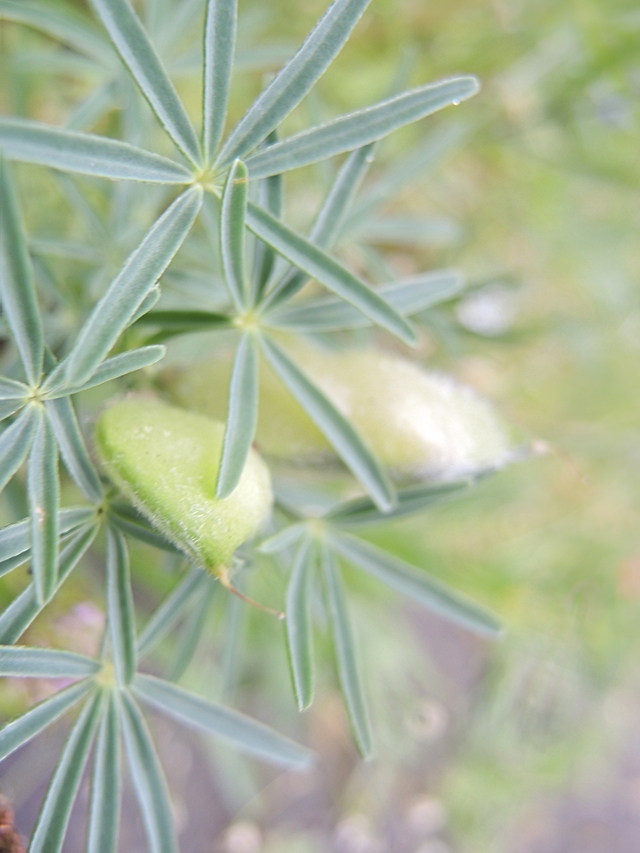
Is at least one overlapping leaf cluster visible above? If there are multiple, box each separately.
[0,0,501,848]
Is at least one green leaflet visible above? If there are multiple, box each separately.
[216,333,259,498]
[89,0,201,164]
[285,537,315,710]
[245,76,480,178]
[216,0,372,165]
[0,155,44,385]
[0,118,193,183]
[133,673,314,767]
[203,0,237,163]
[259,336,395,513]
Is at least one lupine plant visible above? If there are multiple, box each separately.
[0,0,510,849]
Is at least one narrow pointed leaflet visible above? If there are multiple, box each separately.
[90,0,201,164]
[220,159,250,311]
[203,0,237,163]
[216,0,372,165]
[216,333,259,498]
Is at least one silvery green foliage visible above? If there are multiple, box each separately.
[0,0,499,847]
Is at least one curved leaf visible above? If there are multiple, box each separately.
[87,693,120,853]
[106,528,136,687]
[245,77,480,178]
[260,336,395,513]
[119,692,178,853]
[216,333,259,498]
[0,506,95,563]
[0,0,113,63]
[29,691,103,853]
[45,346,167,398]
[321,543,372,757]
[0,645,100,678]
[0,155,44,384]
[220,159,249,311]
[267,270,463,331]
[330,532,503,637]
[64,187,203,388]
[0,118,193,183]
[327,475,480,526]
[0,679,94,763]
[28,409,59,606]
[247,202,416,346]
[203,0,237,163]
[0,525,98,644]
[137,567,209,657]
[0,405,38,493]
[133,673,314,768]
[216,0,372,165]
[90,0,201,164]
[285,537,315,710]
[46,397,103,504]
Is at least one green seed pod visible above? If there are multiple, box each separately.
[166,343,512,481]
[95,398,273,571]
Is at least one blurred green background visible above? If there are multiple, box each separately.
[2,0,640,850]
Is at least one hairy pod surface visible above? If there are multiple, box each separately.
[167,344,512,480]
[95,398,273,569]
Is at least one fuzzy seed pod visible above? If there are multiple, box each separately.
[167,344,512,481]
[95,398,273,570]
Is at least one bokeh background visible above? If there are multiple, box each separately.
[2,0,640,851]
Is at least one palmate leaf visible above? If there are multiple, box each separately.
[216,0,372,165]
[220,159,249,311]
[246,202,417,346]
[266,270,464,332]
[0,524,98,644]
[28,410,59,606]
[0,155,44,385]
[216,333,259,498]
[106,528,136,688]
[203,0,237,164]
[245,77,480,179]
[89,0,201,165]
[29,691,104,853]
[0,405,38,493]
[0,0,114,64]
[260,336,395,513]
[0,118,193,183]
[0,679,94,763]
[133,673,314,768]
[320,543,372,757]
[87,692,120,853]
[138,567,209,657]
[119,691,178,853]
[64,186,203,388]
[330,531,502,637]
[285,536,315,710]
